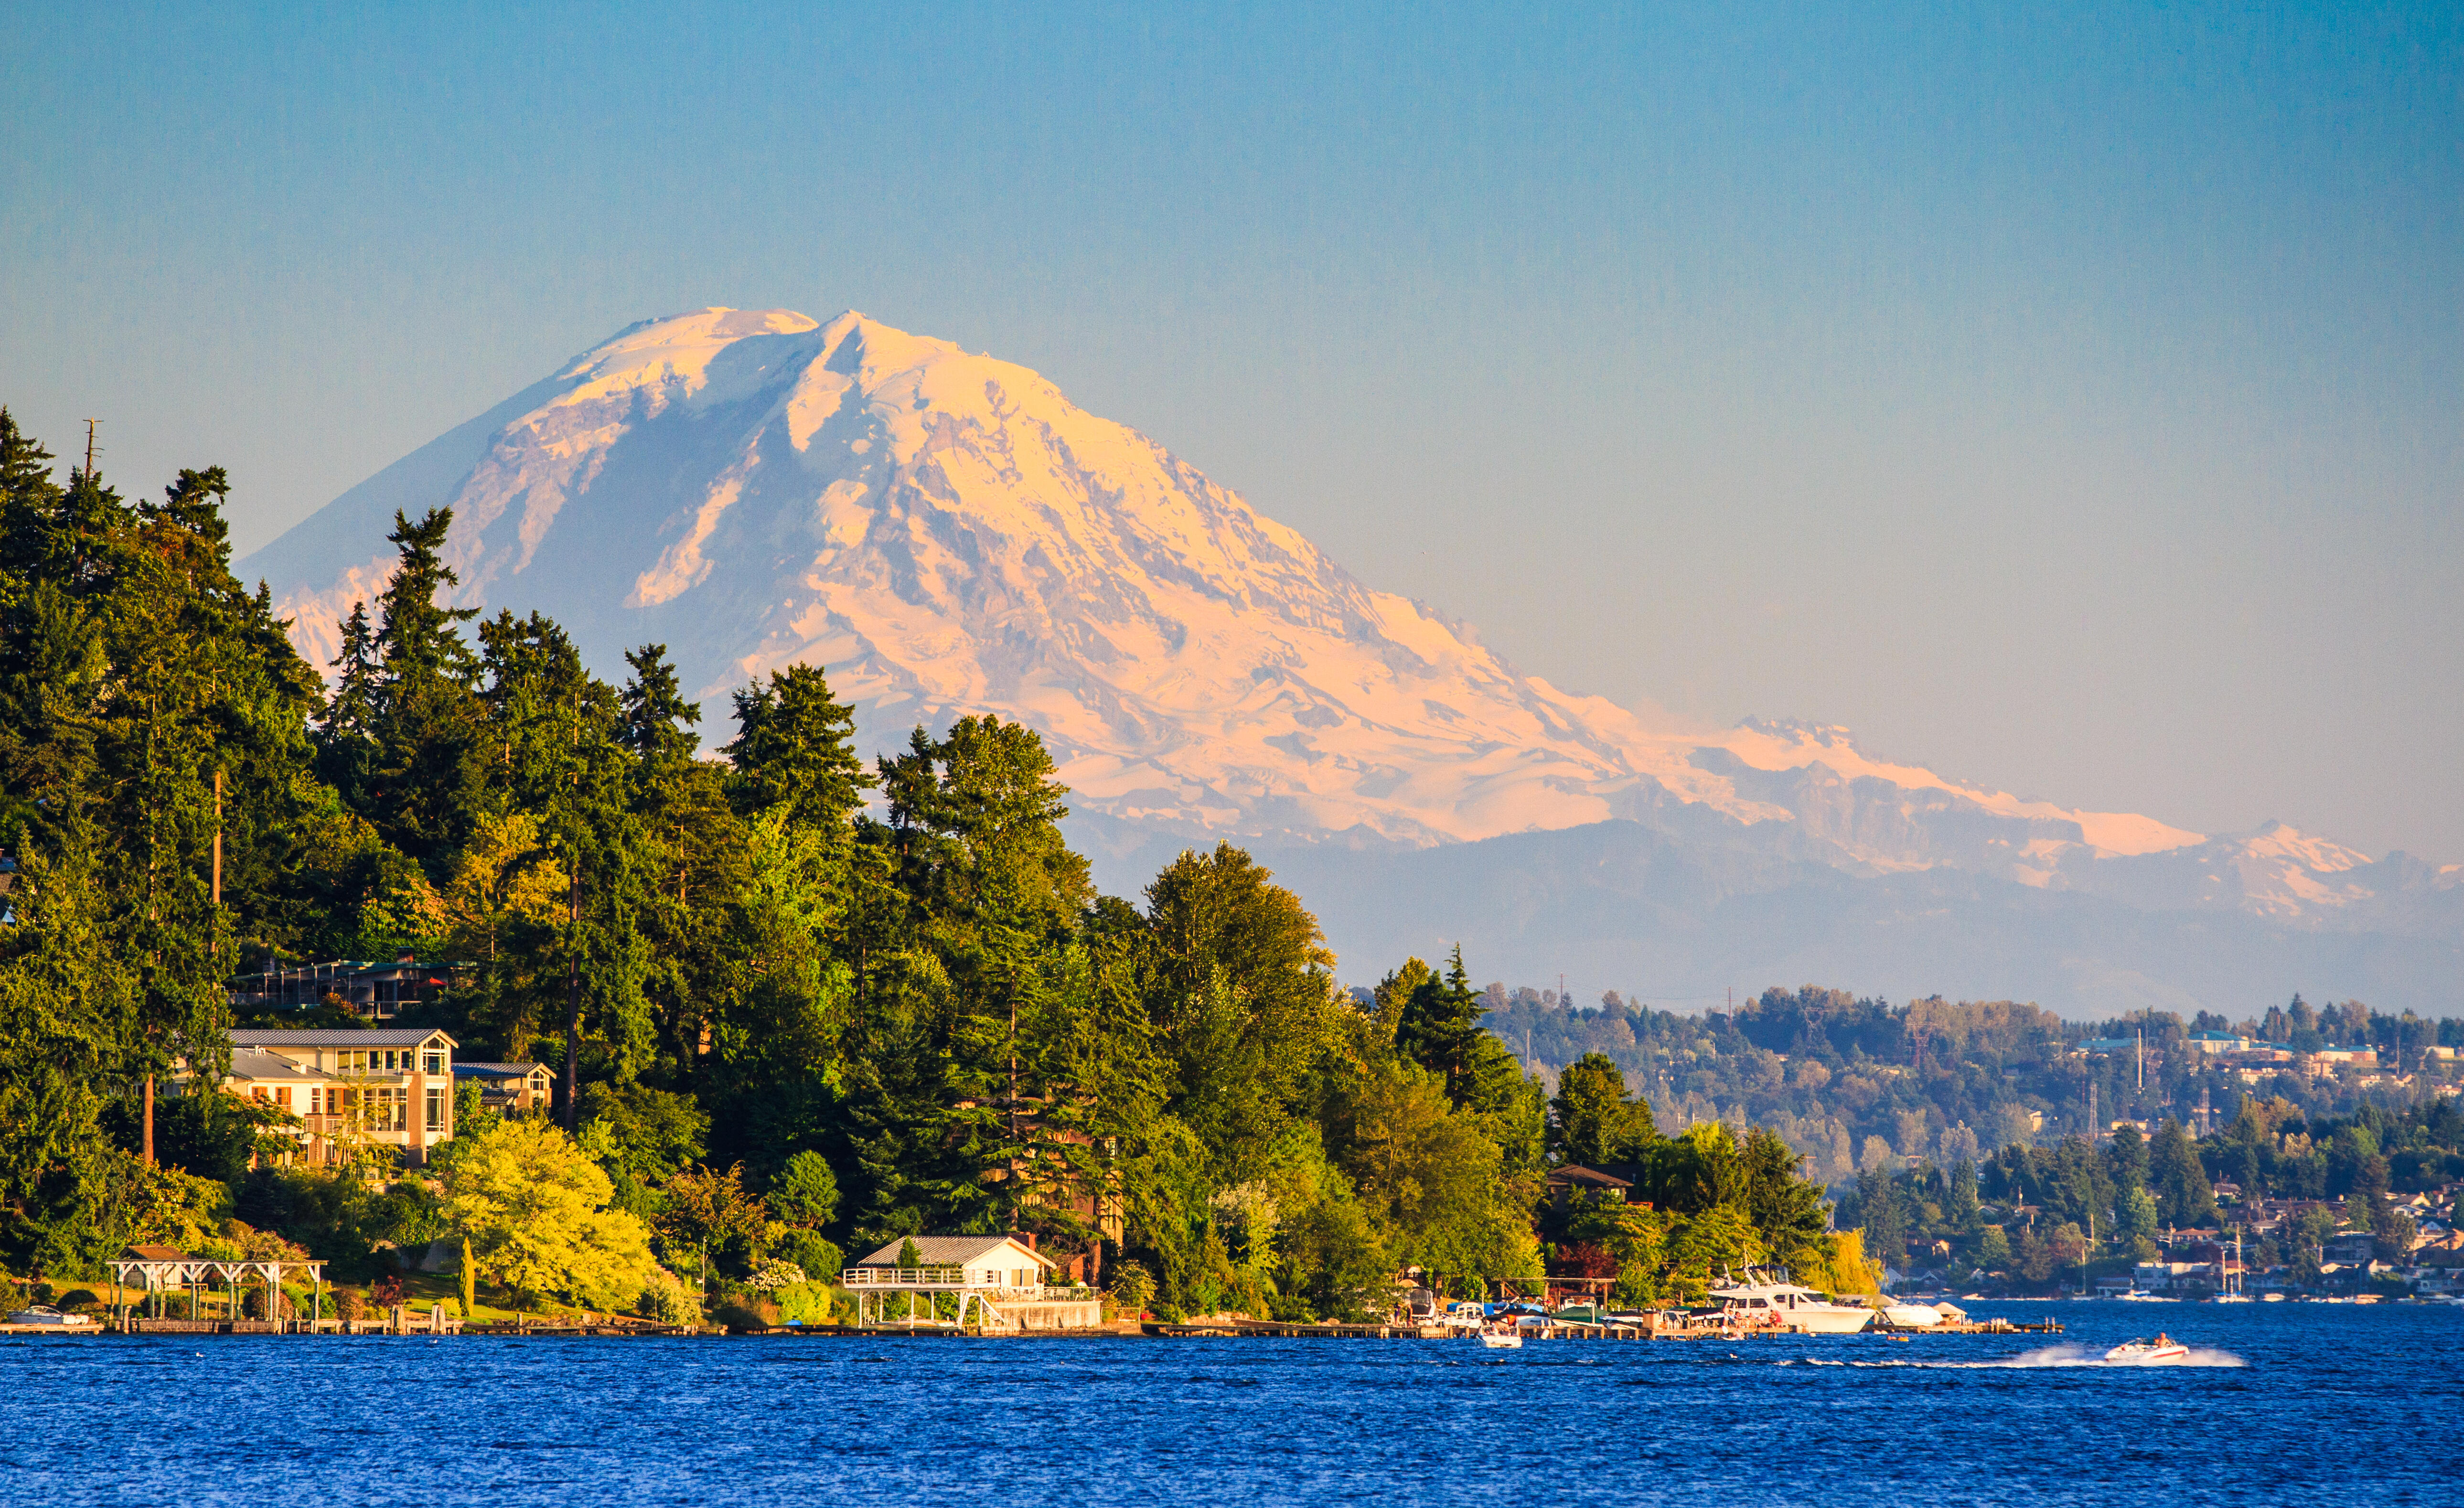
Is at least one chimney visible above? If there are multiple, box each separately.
[1021,1231,1037,1252]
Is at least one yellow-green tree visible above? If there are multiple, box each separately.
[442,1118,655,1308]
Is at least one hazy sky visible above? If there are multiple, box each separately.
[6,2,2459,860]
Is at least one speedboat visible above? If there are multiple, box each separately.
[1707,1269,1874,1334]
[2103,1334,2190,1363]
[1480,1328,1522,1349]
[1881,1302,1946,1328]
[6,1305,96,1327]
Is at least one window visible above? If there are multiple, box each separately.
[422,1051,445,1076]
[367,1087,407,1132]
[425,1086,449,1133]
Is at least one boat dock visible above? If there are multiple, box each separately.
[1146,1314,2063,1340]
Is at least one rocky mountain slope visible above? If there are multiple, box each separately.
[243,308,2460,1011]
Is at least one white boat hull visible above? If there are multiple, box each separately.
[1790,1306,1876,1334]
[1480,1332,1522,1348]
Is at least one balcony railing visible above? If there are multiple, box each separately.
[844,1266,968,1287]
[840,1269,1098,1302]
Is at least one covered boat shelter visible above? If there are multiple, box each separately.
[110,1246,329,1332]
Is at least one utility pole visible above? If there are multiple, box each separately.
[562,859,581,1132]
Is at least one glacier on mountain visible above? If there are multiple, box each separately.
[242,308,2460,1012]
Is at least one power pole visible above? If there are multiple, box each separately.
[563,860,581,1132]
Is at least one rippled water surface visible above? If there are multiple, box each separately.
[5,1302,2455,1505]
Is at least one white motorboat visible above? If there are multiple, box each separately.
[2103,1334,2191,1363]
[1480,1328,1522,1348]
[1707,1269,1874,1334]
[6,1305,96,1327]
[2116,1288,2176,1302]
[1881,1303,1946,1328]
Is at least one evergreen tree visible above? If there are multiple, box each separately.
[723,664,871,832]
[1547,1052,1657,1168]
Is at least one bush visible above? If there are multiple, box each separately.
[333,1288,367,1323]
[1107,1260,1156,1318]
[54,1288,101,1313]
[712,1296,780,1332]
[744,1258,805,1293]
[771,1282,847,1326]
[637,1270,699,1324]
[773,1229,843,1283]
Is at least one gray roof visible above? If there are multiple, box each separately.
[454,1061,548,1079]
[854,1235,1055,1268]
[224,1047,328,1082]
[229,1028,457,1048]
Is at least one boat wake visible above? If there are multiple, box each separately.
[1849,1344,2246,1369]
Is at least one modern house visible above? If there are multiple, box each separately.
[226,958,468,1021]
[208,1028,460,1166]
[843,1234,1099,1332]
[453,1061,554,1117]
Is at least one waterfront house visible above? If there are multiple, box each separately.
[201,1028,459,1166]
[842,1235,1099,1332]
[850,1235,1056,1290]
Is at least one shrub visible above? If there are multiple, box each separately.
[55,1288,101,1312]
[771,1282,846,1326]
[745,1258,805,1293]
[712,1296,780,1332]
[773,1229,843,1283]
[1107,1260,1156,1317]
[637,1270,699,1324]
[333,1288,367,1323]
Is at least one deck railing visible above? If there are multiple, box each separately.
[840,1270,1100,1303]
[843,1266,968,1287]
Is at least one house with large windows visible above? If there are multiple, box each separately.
[208,1028,460,1166]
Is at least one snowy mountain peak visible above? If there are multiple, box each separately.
[239,308,2438,941]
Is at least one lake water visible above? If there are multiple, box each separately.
[5,1302,2456,1505]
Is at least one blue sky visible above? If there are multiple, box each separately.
[4,1,2459,858]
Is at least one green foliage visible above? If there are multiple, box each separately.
[0,416,1853,1322]
[1548,1052,1658,1168]
[441,1117,658,1307]
[769,1151,839,1230]
[773,1228,843,1283]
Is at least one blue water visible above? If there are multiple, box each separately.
[4,1302,2455,1505]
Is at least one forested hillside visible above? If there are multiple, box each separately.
[1484,985,2464,1186]
[0,413,1865,1322]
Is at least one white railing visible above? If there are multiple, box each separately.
[844,1267,968,1287]
[841,1270,1099,1302]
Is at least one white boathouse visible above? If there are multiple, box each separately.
[844,1235,1103,1333]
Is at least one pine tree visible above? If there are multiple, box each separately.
[723,664,872,832]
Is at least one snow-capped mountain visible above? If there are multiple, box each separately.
[243,308,2458,1010]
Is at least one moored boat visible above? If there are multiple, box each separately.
[6,1304,96,1328]
[1707,1269,1873,1334]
